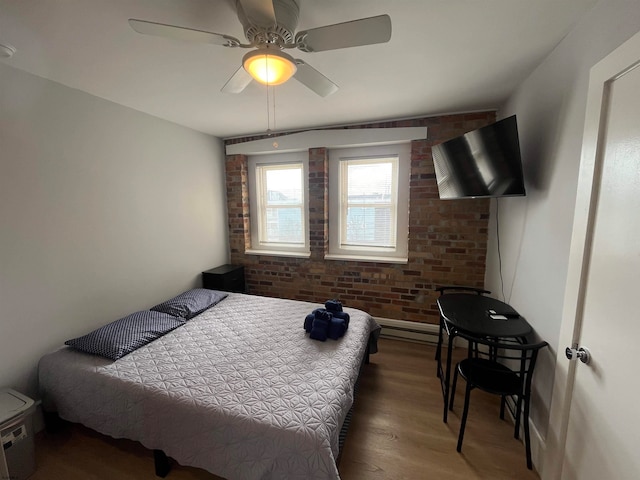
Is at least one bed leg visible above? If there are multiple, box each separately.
[43,411,66,434]
[365,341,371,364]
[154,449,171,478]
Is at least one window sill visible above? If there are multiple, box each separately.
[245,249,311,259]
[324,254,408,264]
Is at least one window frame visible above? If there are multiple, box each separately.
[247,152,310,257]
[327,144,410,263]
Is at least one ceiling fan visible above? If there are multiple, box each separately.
[129,0,391,97]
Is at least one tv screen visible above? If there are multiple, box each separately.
[431,115,526,199]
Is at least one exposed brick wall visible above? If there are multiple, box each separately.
[224,112,495,325]
[226,154,250,257]
[308,148,329,261]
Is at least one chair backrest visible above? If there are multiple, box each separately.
[456,330,549,395]
[435,285,491,296]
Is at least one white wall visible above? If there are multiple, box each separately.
[0,63,229,397]
[484,0,640,464]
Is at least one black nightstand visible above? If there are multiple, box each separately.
[202,265,246,293]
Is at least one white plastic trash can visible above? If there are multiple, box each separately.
[0,388,36,480]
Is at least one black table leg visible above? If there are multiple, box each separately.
[435,317,444,377]
[443,332,456,423]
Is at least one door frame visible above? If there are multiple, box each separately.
[544,30,640,480]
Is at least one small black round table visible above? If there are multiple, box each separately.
[436,293,533,423]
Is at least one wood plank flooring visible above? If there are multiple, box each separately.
[31,338,540,480]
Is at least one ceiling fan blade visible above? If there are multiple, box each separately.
[221,67,253,94]
[293,60,338,97]
[236,0,277,27]
[128,19,240,47]
[295,14,392,52]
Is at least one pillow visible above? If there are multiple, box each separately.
[150,288,228,320]
[65,310,185,360]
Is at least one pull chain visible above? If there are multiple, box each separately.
[266,60,271,135]
[264,55,277,141]
[266,84,276,135]
[272,86,276,133]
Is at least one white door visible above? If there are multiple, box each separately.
[546,31,640,479]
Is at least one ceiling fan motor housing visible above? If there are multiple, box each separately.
[236,0,300,46]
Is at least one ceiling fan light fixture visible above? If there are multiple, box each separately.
[243,48,297,86]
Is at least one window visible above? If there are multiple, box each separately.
[328,144,410,262]
[341,158,397,248]
[247,152,309,256]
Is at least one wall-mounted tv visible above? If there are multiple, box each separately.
[431,115,526,199]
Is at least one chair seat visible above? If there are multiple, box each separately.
[458,357,523,396]
[451,333,548,470]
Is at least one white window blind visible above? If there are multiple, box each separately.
[328,144,410,263]
[257,164,304,245]
[340,157,398,248]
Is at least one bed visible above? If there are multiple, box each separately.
[38,291,380,480]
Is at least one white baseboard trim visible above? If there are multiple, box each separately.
[530,417,545,474]
[375,317,439,344]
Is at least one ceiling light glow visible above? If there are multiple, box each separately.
[243,48,297,86]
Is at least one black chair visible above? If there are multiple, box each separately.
[449,331,548,470]
[434,286,490,372]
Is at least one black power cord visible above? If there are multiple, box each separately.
[495,198,506,302]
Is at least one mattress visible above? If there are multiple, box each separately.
[38,293,379,480]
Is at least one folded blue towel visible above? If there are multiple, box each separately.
[304,313,315,333]
[310,310,332,341]
[325,299,343,313]
[328,317,347,340]
[332,311,350,329]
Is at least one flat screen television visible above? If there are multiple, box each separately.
[431,115,526,199]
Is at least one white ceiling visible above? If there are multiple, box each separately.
[0,0,597,139]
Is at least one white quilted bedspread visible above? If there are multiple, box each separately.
[38,293,378,480]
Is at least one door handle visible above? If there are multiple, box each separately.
[565,346,591,365]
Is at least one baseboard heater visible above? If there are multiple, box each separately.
[375,317,439,344]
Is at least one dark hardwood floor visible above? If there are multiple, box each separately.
[31,338,540,480]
